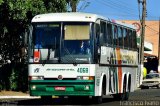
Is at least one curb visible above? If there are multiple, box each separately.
[0,96,40,99]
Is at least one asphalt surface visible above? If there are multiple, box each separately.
[0,88,160,106]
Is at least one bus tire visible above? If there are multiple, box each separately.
[93,76,106,104]
[93,96,103,104]
[93,85,104,104]
[92,88,103,104]
[113,80,129,101]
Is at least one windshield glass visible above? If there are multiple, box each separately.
[34,24,60,49]
[28,22,93,64]
[61,22,93,64]
[146,74,160,79]
[29,23,61,63]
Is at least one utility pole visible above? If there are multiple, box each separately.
[140,0,146,67]
[137,0,146,86]
[158,17,160,73]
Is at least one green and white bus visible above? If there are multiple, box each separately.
[28,12,138,103]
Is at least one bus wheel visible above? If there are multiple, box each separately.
[93,87,104,104]
[93,96,102,104]
[113,82,129,101]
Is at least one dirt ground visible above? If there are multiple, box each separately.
[0,91,29,96]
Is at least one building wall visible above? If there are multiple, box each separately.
[120,20,159,57]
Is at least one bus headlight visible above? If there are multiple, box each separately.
[84,85,90,90]
[29,76,44,80]
[31,85,36,90]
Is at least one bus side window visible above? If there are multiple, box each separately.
[100,21,107,46]
[132,30,137,49]
[112,25,114,46]
[123,28,128,48]
[95,23,100,63]
[103,22,107,44]
[107,23,113,46]
[95,23,100,46]
[128,30,132,49]
[113,25,118,46]
[118,26,123,47]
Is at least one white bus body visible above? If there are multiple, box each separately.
[28,12,139,103]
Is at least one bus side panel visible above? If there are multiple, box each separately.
[121,67,137,92]
[98,46,138,94]
[94,64,110,96]
[94,64,103,96]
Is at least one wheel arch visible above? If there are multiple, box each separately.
[98,73,107,96]
[121,73,127,93]
[127,73,131,92]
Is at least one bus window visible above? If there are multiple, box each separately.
[132,30,137,49]
[107,23,113,46]
[65,25,90,40]
[100,21,107,45]
[128,30,132,49]
[113,25,118,46]
[112,25,115,45]
[123,28,128,48]
[118,26,123,47]
[96,23,100,46]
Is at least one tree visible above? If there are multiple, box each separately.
[0,0,3,5]
[0,0,67,91]
[0,0,67,64]
[66,0,90,12]
[0,0,87,91]
[66,0,79,12]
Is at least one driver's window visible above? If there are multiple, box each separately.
[100,21,107,46]
[96,23,100,45]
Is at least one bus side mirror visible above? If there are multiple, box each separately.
[24,30,28,46]
[26,25,33,46]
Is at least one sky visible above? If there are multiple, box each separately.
[77,0,160,20]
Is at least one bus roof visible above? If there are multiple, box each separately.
[32,12,106,22]
[32,12,136,29]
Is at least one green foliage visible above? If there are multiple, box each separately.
[0,0,68,65]
[0,0,3,5]
[8,0,46,20]
[9,68,18,91]
[44,0,67,12]
[6,0,67,21]
[0,0,84,92]
[0,0,68,91]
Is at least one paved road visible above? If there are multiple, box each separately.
[0,88,160,106]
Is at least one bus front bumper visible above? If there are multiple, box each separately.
[29,80,94,96]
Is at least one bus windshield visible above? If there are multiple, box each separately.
[61,22,92,64]
[29,22,93,64]
[34,24,60,49]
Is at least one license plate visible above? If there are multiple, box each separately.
[55,87,66,91]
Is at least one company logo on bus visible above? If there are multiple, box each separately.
[34,68,40,73]
[58,75,63,80]
[34,51,40,63]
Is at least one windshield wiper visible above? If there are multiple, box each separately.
[62,47,77,66]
